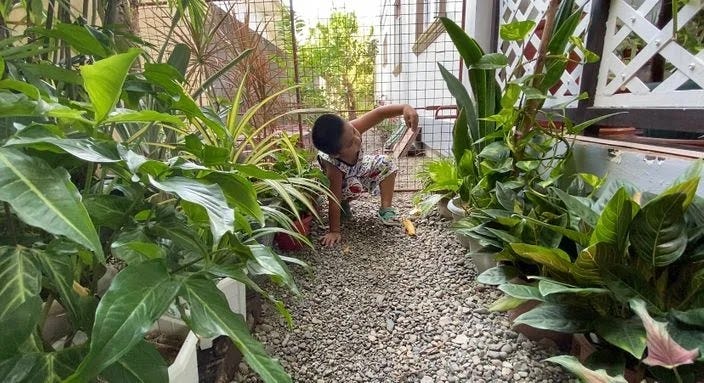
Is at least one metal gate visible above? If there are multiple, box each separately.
[137,0,467,190]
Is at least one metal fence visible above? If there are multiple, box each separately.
[136,0,467,190]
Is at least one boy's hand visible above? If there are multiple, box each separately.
[402,105,419,131]
[321,231,342,247]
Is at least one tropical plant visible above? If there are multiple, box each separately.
[438,0,608,211]
[0,1,331,381]
[413,157,462,216]
[479,163,704,382]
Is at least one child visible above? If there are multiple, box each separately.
[311,104,419,247]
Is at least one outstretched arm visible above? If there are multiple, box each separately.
[350,104,418,134]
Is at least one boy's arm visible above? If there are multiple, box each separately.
[350,104,418,134]
[321,160,343,246]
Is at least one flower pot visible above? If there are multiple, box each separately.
[447,197,482,251]
[437,196,453,219]
[151,277,246,382]
[469,248,497,275]
[274,214,313,252]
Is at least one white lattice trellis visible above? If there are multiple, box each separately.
[595,0,704,107]
[498,0,593,108]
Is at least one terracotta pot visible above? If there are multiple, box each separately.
[570,333,597,362]
[274,214,313,252]
[508,300,573,351]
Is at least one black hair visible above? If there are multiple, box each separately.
[311,114,345,155]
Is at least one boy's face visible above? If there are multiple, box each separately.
[335,122,361,159]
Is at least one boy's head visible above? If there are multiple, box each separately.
[311,114,361,158]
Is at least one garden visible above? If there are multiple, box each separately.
[1,0,703,382]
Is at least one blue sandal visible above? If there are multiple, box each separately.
[377,207,401,226]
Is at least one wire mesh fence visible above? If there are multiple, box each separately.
[136,0,466,190]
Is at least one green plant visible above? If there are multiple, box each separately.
[479,163,704,382]
[413,157,462,216]
[0,1,334,381]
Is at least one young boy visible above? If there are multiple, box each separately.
[311,104,419,247]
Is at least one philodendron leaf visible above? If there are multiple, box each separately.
[538,279,609,297]
[546,355,628,383]
[0,148,104,261]
[630,192,687,267]
[149,176,234,245]
[206,172,263,224]
[672,308,704,327]
[5,136,121,163]
[0,348,84,382]
[513,303,592,333]
[594,318,647,359]
[36,245,97,331]
[100,340,168,383]
[629,299,699,369]
[489,295,525,312]
[590,188,635,254]
[499,283,544,301]
[0,246,42,359]
[182,275,292,383]
[81,48,141,123]
[476,265,520,285]
[509,243,573,274]
[247,244,299,295]
[500,20,536,41]
[68,260,180,381]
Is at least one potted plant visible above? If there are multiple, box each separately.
[414,157,462,219]
[480,163,704,382]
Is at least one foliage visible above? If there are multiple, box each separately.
[297,12,377,118]
[0,1,332,381]
[481,164,704,382]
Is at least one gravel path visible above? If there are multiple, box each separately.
[235,193,573,382]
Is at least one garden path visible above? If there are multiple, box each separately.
[234,193,573,383]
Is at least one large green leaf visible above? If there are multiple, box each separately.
[247,244,299,295]
[111,239,166,265]
[0,246,42,359]
[513,303,592,333]
[182,275,292,383]
[0,348,84,382]
[630,193,687,267]
[68,260,180,381]
[100,340,168,383]
[600,265,663,313]
[500,20,537,41]
[5,136,121,163]
[149,176,234,245]
[499,283,544,301]
[538,279,609,297]
[554,188,599,227]
[84,195,132,230]
[206,172,263,224]
[673,308,704,328]
[439,64,478,147]
[590,188,635,254]
[36,244,96,331]
[476,265,519,286]
[103,109,186,128]
[149,218,207,258]
[0,149,103,260]
[546,355,628,383]
[595,318,647,359]
[35,23,110,57]
[81,49,141,123]
[509,243,573,274]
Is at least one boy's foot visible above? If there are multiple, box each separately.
[341,200,352,221]
[377,207,401,226]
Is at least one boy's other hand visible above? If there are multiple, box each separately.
[321,231,342,247]
[402,105,419,131]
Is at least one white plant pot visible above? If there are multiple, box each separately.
[447,197,481,251]
[151,278,246,382]
[437,197,453,219]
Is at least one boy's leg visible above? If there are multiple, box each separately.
[379,171,397,209]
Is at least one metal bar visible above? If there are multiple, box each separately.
[288,0,304,146]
